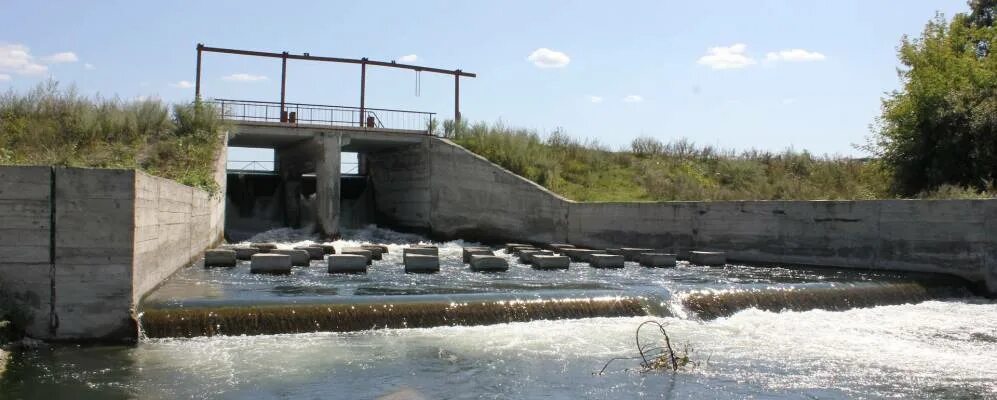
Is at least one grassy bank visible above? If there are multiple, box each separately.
[0,82,226,193]
[448,121,899,202]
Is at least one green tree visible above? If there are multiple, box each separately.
[872,1,997,196]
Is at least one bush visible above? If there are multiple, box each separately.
[0,82,226,194]
[449,121,892,201]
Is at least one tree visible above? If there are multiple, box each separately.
[872,2,997,196]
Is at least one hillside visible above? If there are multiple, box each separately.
[0,82,226,193]
[446,121,965,202]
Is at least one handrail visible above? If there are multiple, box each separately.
[208,99,434,133]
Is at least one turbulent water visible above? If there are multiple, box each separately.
[2,225,995,399]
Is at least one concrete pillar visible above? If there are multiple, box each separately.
[315,133,342,238]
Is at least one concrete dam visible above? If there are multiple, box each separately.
[1,114,995,344]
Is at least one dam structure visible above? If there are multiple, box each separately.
[0,45,995,345]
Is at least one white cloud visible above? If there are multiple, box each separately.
[397,54,418,63]
[526,48,570,68]
[41,52,78,64]
[697,43,756,70]
[587,95,603,103]
[222,73,267,82]
[84,63,95,70]
[0,74,10,81]
[171,80,193,89]
[623,95,643,103]
[765,49,826,62]
[782,98,797,105]
[0,44,48,75]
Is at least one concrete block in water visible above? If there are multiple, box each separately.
[404,247,438,256]
[232,246,259,260]
[319,244,337,255]
[204,249,237,267]
[341,248,373,265]
[327,254,368,273]
[271,249,311,266]
[250,254,292,274]
[360,245,385,260]
[462,247,493,263]
[531,255,570,270]
[548,243,575,251]
[621,248,655,262]
[605,248,624,256]
[510,246,538,255]
[295,246,326,260]
[563,249,606,262]
[521,250,554,264]
[251,243,277,252]
[404,254,440,273]
[588,254,625,268]
[469,255,509,272]
[640,253,677,268]
[690,251,726,266]
[505,243,530,252]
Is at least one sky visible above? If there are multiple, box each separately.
[0,0,969,158]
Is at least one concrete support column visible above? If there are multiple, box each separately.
[316,133,342,238]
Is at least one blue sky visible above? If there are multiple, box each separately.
[0,0,968,156]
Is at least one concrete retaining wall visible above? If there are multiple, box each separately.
[367,138,997,294]
[0,165,224,342]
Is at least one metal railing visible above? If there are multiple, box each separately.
[227,160,276,173]
[210,99,435,133]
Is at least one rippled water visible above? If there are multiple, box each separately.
[2,226,995,399]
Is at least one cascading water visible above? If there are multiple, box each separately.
[5,225,994,399]
[136,225,973,339]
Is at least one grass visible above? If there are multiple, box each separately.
[445,121,897,201]
[0,82,226,194]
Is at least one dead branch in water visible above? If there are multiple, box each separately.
[597,320,694,375]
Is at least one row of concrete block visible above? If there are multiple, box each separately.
[201,243,442,274]
[502,243,727,268]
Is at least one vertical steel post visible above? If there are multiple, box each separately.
[195,44,203,100]
[454,70,461,134]
[360,59,367,127]
[280,51,288,122]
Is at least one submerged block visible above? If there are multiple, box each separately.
[360,245,385,260]
[620,248,655,262]
[271,249,311,266]
[404,247,438,256]
[690,251,726,266]
[204,249,237,267]
[462,247,493,263]
[232,246,259,260]
[327,254,368,273]
[296,246,326,260]
[404,254,440,273]
[341,248,374,265]
[639,253,677,268]
[469,255,509,272]
[588,254,625,268]
[251,243,277,252]
[319,244,337,255]
[250,254,292,274]
[531,255,570,270]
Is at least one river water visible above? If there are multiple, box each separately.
[2,226,995,399]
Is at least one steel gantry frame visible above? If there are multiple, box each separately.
[194,44,476,127]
